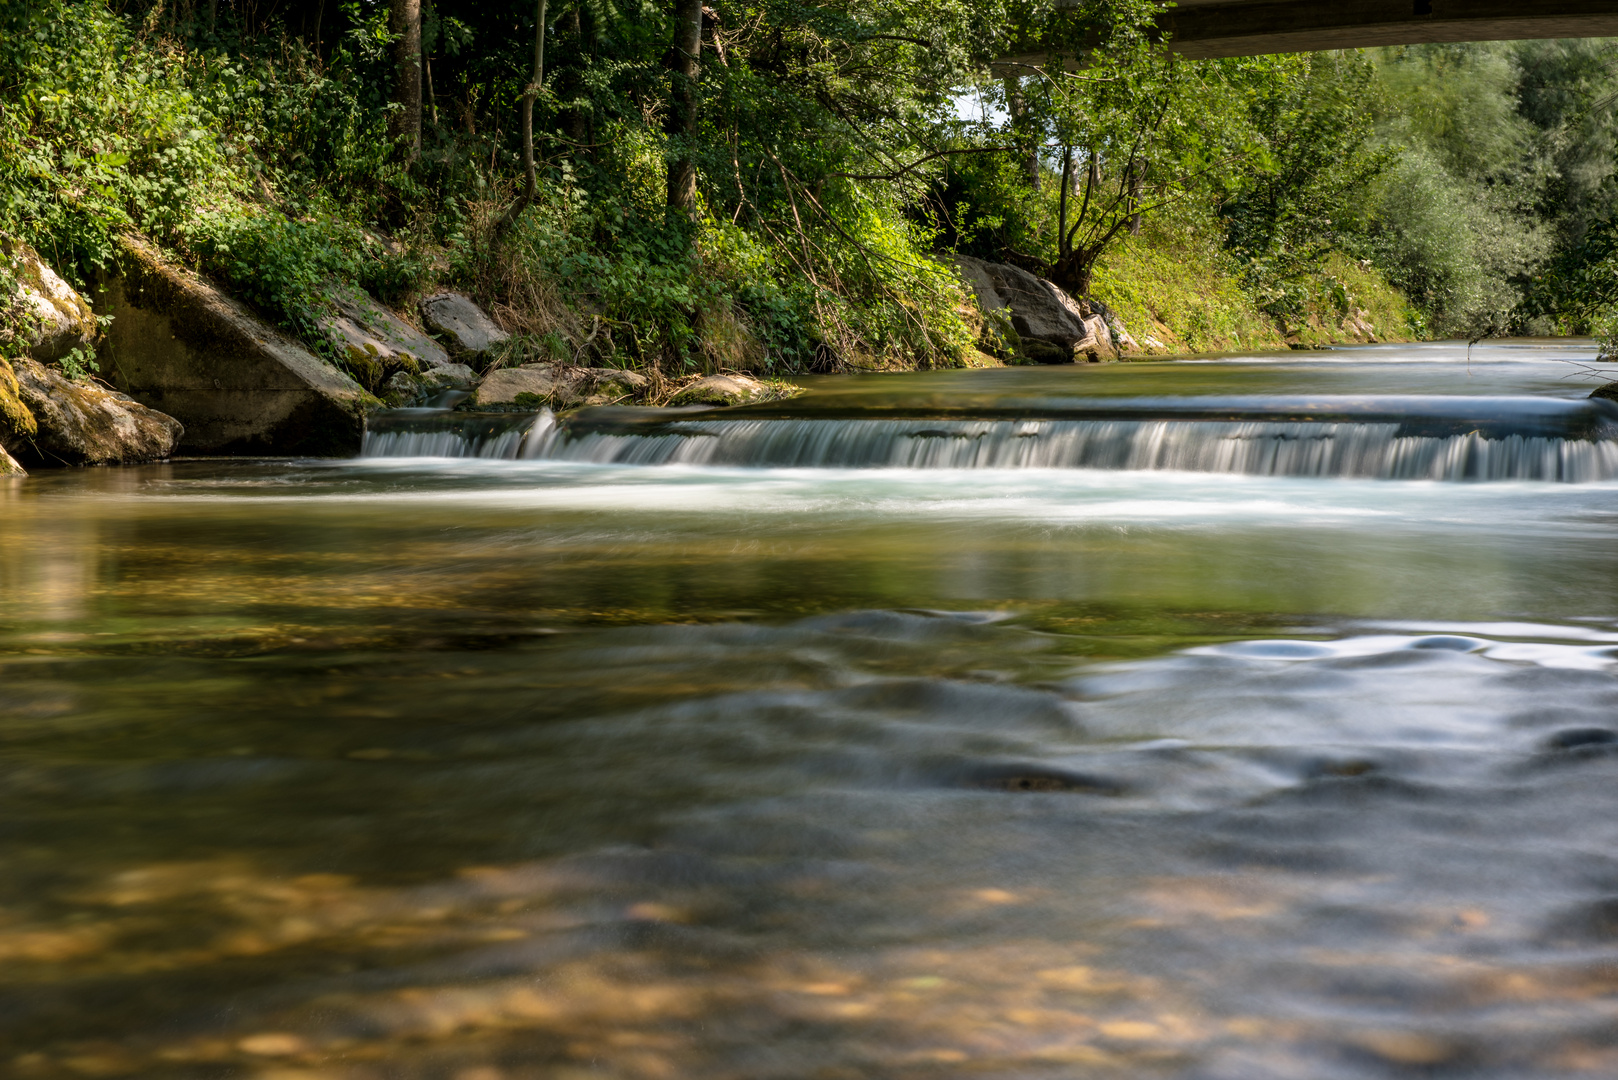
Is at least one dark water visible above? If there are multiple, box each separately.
[4,342,1618,1079]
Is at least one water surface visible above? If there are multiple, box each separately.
[4,342,1618,1079]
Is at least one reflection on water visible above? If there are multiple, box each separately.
[4,345,1618,1078]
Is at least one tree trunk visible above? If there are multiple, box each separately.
[425,48,438,128]
[665,0,704,212]
[521,0,546,205]
[390,0,422,163]
[1127,159,1145,235]
[493,0,546,240]
[1050,249,1095,299]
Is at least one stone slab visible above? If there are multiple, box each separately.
[326,282,451,373]
[420,292,509,358]
[95,235,368,455]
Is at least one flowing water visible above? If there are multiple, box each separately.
[5,340,1618,1079]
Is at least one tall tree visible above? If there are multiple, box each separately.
[665,0,703,212]
[390,0,423,162]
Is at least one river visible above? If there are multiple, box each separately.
[3,340,1618,1079]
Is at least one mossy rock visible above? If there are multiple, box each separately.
[2,357,182,466]
[667,373,771,406]
[2,236,97,363]
[0,356,37,439]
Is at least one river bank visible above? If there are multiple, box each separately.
[3,223,1421,474]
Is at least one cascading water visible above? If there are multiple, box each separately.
[360,410,539,459]
[361,394,1618,481]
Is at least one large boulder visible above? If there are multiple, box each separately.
[420,292,510,361]
[471,363,648,410]
[94,235,369,455]
[953,256,1022,357]
[2,357,181,466]
[2,237,97,363]
[954,255,1129,363]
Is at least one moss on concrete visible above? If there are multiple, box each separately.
[0,356,37,439]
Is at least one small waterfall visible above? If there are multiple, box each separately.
[358,397,1618,482]
[361,410,545,459]
[526,417,1618,481]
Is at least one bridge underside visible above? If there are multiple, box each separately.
[997,1,1618,68]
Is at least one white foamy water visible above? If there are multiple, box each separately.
[520,415,1618,480]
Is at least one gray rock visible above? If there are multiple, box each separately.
[420,292,510,359]
[953,256,1021,356]
[471,364,649,410]
[472,364,567,409]
[1340,308,1378,343]
[2,357,182,465]
[0,442,21,476]
[324,281,451,374]
[667,373,766,406]
[1079,314,1117,363]
[423,363,478,392]
[95,234,368,455]
[380,370,426,407]
[578,368,649,405]
[954,255,1135,362]
[1083,296,1139,354]
[3,237,97,363]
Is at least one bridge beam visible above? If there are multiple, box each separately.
[993,0,1618,70]
[1164,0,1618,60]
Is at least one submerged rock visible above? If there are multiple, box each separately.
[419,292,510,360]
[95,234,368,455]
[471,363,648,410]
[2,357,181,465]
[324,281,451,382]
[3,237,97,363]
[953,255,1129,363]
[1591,382,1618,402]
[667,373,766,406]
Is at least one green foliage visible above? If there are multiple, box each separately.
[1355,44,1552,336]
[0,0,241,277]
[1090,215,1283,353]
[9,0,1616,384]
[55,346,100,382]
[1220,52,1391,321]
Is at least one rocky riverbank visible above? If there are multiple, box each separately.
[2,233,1414,476]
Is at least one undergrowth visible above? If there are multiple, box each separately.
[0,0,977,386]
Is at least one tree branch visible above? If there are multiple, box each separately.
[829,145,1012,182]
